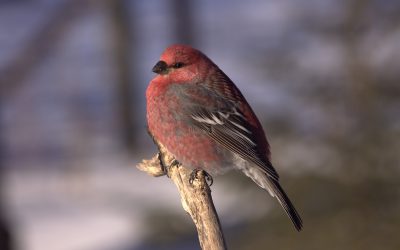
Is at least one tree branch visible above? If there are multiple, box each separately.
[137,143,227,250]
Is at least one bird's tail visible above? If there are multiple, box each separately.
[239,165,303,231]
[268,178,303,231]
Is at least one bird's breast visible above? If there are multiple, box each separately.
[146,81,231,172]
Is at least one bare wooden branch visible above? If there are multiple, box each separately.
[137,143,227,250]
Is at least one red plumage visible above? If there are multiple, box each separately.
[146,44,302,231]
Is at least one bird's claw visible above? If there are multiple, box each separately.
[205,172,213,186]
[189,169,213,186]
[170,159,180,168]
[158,152,180,177]
[189,169,199,185]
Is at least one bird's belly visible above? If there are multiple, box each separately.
[147,98,232,174]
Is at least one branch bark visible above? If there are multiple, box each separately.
[137,143,227,250]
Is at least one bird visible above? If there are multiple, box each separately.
[146,44,303,231]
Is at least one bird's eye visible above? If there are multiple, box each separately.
[172,62,184,68]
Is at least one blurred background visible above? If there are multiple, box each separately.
[1,0,400,249]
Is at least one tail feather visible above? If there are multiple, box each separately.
[239,164,303,231]
[269,178,303,231]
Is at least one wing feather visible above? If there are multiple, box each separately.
[191,107,279,180]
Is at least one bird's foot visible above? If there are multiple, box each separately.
[189,169,213,186]
[158,152,180,178]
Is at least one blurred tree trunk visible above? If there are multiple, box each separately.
[171,0,196,45]
[0,2,90,249]
[0,0,88,99]
[108,0,138,150]
[0,100,14,250]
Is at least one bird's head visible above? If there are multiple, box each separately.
[152,44,210,83]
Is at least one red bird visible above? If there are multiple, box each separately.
[146,44,303,231]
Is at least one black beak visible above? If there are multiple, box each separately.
[152,60,168,74]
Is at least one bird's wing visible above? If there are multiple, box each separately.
[189,105,279,181]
